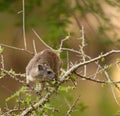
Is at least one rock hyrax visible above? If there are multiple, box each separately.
[26,49,62,83]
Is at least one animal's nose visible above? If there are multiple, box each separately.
[48,71,56,78]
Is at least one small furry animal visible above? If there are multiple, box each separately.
[26,49,62,84]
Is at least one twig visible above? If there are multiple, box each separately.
[30,102,36,112]
[76,50,120,70]
[75,72,108,84]
[22,0,27,50]
[33,39,37,55]
[32,29,53,50]
[61,48,82,54]
[59,35,70,52]
[80,26,87,77]
[3,108,24,115]
[17,10,23,14]
[66,95,80,116]
[1,68,24,84]
[0,53,4,69]
[74,72,120,85]
[67,51,70,70]
[111,85,120,106]
[0,43,33,55]
[103,68,120,105]
[92,65,100,79]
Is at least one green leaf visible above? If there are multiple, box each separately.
[104,64,112,71]
[0,71,5,77]
[70,74,77,81]
[6,86,27,102]
[101,57,105,62]
[44,103,54,110]
[101,83,109,87]
[0,46,4,54]
[9,69,15,75]
[58,86,75,93]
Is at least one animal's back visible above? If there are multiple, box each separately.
[39,49,62,74]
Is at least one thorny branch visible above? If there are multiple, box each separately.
[80,26,87,76]
[66,95,80,116]
[74,72,120,84]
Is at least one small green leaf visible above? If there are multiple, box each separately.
[101,83,109,87]
[101,57,105,62]
[104,64,112,70]
[58,86,75,93]
[9,69,15,75]
[44,103,54,110]
[6,86,27,102]
[0,71,5,76]
[0,46,4,54]
[70,74,77,81]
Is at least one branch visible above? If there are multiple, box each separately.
[62,50,120,77]
[74,72,107,84]
[4,108,23,115]
[0,43,33,55]
[0,52,4,69]
[61,48,82,54]
[80,26,87,76]
[59,50,120,84]
[32,29,54,50]
[59,35,70,52]
[20,86,57,116]
[33,39,37,54]
[22,0,27,50]
[66,95,80,116]
[1,69,25,84]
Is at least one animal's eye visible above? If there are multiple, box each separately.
[38,65,43,70]
[47,71,52,74]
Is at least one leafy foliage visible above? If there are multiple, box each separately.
[5,86,27,102]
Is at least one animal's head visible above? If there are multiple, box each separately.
[34,63,57,82]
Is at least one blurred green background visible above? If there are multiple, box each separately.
[0,0,120,116]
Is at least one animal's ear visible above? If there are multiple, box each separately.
[38,64,43,70]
